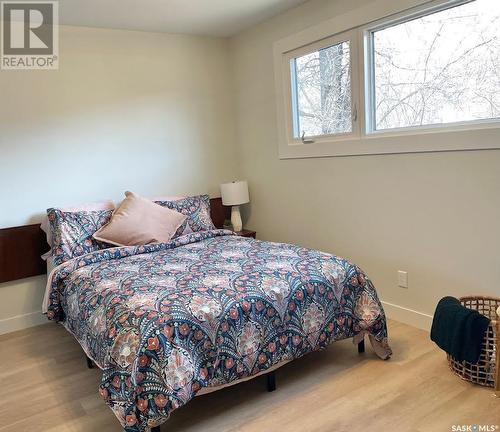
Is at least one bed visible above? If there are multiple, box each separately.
[42,226,392,432]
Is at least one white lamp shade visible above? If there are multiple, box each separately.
[220,181,249,206]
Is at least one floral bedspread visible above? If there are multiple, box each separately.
[44,230,391,432]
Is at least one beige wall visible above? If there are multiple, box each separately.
[0,26,238,333]
[230,0,500,329]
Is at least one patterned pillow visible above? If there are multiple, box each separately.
[47,208,113,265]
[155,194,216,238]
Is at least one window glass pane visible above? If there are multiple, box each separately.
[291,41,352,137]
[373,0,500,131]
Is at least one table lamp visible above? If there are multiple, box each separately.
[220,180,249,232]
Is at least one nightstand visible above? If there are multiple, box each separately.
[233,229,256,239]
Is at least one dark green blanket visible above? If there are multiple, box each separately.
[430,296,490,364]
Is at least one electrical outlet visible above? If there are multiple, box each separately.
[398,271,408,288]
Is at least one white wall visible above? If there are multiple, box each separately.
[230,0,500,329]
[0,26,238,333]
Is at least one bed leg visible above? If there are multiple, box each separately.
[266,371,276,392]
[358,338,365,354]
[85,354,95,369]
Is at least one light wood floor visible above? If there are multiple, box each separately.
[1,320,498,432]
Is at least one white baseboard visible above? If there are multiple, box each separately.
[0,310,47,335]
[381,301,433,331]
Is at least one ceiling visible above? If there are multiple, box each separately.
[58,0,309,37]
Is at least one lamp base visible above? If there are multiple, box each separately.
[231,206,243,232]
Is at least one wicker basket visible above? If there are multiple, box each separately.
[446,296,500,396]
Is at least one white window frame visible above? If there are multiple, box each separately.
[283,30,360,144]
[273,0,500,159]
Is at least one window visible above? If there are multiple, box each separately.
[281,30,359,145]
[367,0,500,132]
[290,40,352,138]
[274,0,500,158]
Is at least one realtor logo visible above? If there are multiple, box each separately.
[1,1,58,69]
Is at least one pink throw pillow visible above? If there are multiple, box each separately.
[93,191,186,246]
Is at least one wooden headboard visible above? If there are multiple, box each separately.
[0,197,229,284]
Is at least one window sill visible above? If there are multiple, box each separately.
[278,124,500,159]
